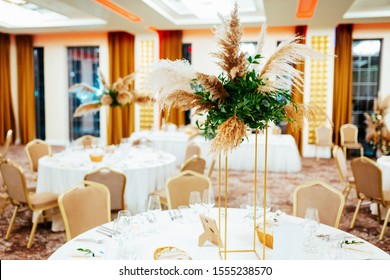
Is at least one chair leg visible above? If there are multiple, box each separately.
[343,183,352,200]
[5,205,19,240]
[343,147,347,159]
[379,208,390,240]
[360,147,364,157]
[350,199,363,228]
[27,210,42,249]
[377,203,382,222]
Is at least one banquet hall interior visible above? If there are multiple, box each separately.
[0,0,390,260]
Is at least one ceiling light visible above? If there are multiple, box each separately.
[296,0,318,19]
[181,0,231,19]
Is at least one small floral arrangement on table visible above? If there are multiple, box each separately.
[70,71,154,117]
[364,95,390,155]
[146,2,327,154]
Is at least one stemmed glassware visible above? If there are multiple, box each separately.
[201,188,215,215]
[189,191,202,215]
[245,192,271,221]
[303,207,320,253]
[112,210,135,259]
[146,195,162,233]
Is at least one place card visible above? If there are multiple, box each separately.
[198,215,223,247]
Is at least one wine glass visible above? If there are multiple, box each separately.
[112,210,134,259]
[202,188,215,214]
[303,208,320,253]
[146,195,162,233]
[189,191,201,215]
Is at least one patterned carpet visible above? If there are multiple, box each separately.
[0,144,389,260]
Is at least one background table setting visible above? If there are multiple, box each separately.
[130,130,301,172]
[36,144,177,230]
[48,207,389,260]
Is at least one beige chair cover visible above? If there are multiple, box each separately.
[293,180,345,228]
[0,159,58,248]
[332,145,356,199]
[350,156,390,240]
[166,170,212,210]
[25,139,51,173]
[58,180,111,240]
[84,167,126,211]
[180,155,206,174]
[340,123,363,157]
[0,129,13,160]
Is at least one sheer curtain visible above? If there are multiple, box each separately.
[0,33,16,144]
[157,30,185,127]
[107,31,135,145]
[16,34,36,144]
[332,24,353,145]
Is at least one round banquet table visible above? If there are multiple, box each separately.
[130,130,301,173]
[48,208,389,260]
[36,144,177,230]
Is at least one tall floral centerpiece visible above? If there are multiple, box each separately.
[70,71,154,145]
[364,95,390,156]
[146,3,326,259]
[71,71,153,117]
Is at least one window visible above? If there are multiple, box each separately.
[352,39,382,156]
[33,47,45,139]
[67,46,100,140]
[182,43,192,125]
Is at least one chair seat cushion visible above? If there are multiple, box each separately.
[29,192,58,209]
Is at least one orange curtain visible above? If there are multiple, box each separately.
[0,33,16,145]
[332,24,353,145]
[16,35,36,144]
[286,25,307,155]
[157,30,185,126]
[107,31,135,145]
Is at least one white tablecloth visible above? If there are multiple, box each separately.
[130,131,301,173]
[36,145,176,221]
[377,156,390,191]
[48,208,389,260]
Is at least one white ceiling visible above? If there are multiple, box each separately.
[0,0,390,35]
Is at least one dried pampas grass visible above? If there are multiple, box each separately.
[196,73,229,102]
[212,2,248,80]
[285,103,330,132]
[258,37,323,94]
[73,101,101,117]
[211,116,246,154]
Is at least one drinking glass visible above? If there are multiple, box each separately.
[112,210,134,259]
[146,195,162,233]
[201,189,215,214]
[189,191,202,215]
[303,208,320,253]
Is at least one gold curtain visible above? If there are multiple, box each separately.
[157,30,185,126]
[16,35,36,144]
[286,25,307,155]
[107,31,135,145]
[332,24,353,145]
[0,33,16,145]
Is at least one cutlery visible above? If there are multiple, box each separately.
[75,237,105,244]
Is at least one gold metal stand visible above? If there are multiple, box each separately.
[217,127,268,260]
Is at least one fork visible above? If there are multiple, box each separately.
[75,237,105,244]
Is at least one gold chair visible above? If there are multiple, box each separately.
[75,135,99,149]
[184,141,201,161]
[25,139,51,180]
[207,156,216,179]
[272,125,282,135]
[58,180,111,241]
[180,155,206,174]
[84,167,126,212]
[350,157,390,240]
[315,125,333,160]
[340,123,364,158]
[0,159,58,248]
[0,129,13,160]
[293,180,345,228]
[166,170,212,210]
[332,145,356,199]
